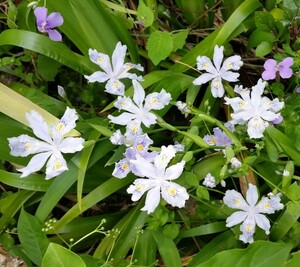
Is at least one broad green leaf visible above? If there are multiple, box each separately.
[147,31,173,65]
[37,54,62,81]
[0,190,35,231]
[255,11,276,31]
[77,130,101,209]
[47,0,139,62]
[248,29,275,49]
[137,0,154,27]
[178,222,227,239]
[18,208,50,266]
[188,231,238,267]
[0,170,51,191]
[153,230,182,267]
[0,30,95,73]
[134,229,156,267]
[196,185,210,200]
[35,155,81,222]
[198,241,292,267]
[266,127,300,166]
[94,202,147,263]
[53,176,133,230]
[171,30,189,52]
[286,251,300,267]
[42,243,86,267]
[255,41,273,57]
[270,201,300,241]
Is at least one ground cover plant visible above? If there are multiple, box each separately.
[0,0,300,266]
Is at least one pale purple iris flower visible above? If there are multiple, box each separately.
[223,184,284,243]
[34,7,64,41]
[203,127,233,149]
[262,57,294,80]
[112,134,157,179]
[296,87,300,93]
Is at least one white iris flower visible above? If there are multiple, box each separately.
[193,45,243,98]
[127,145,189,214]
[84,42,144,96]
[223,184,284,243]
[8,107,85,179]
[224,79,284,139]
[108,80,171,131]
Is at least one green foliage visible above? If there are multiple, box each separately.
[197,241,292,267]
[42,243,86,267]
[0,0,299,265]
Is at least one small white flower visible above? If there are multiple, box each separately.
[202,173,216,188]
[8,108,85,179]
[283,170,290,177]
[223,184,284,243]
[84,42,144,96]
[108,80,171,131]
[176,101,190,117]
[110,129,125,145]
[127,145,189,214]
[230,157,242,169]
[224,79,284,138]
[193,45,243,98]
[57,85,67,99]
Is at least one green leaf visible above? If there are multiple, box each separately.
[255,11,276,31]
[0,30,95,74]
[255,41,273,57]
[134,229,156,266]
[171,30,189,52]
[198,241,292,267]
[18,209,50,266]
[147,31,173,65]
[188,231,238,267]
[0,190,35,231]
[248,29,275,49]
[137,0,154,27]
[286,251,300,267]
[163,223,180,240]
[270,201,300,241]
[153,230,182,267]
[196,186,210,200]
[37,54,62,81]
[42,243,86,267]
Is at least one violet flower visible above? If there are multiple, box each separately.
[262,57,294,81]
[34,7,64,41]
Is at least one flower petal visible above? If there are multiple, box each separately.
[18,151,52,178]
[84,71,109,83]
[34,7,48,25]
[59,137,84,153]
[161,181,189,208]
[26,110,52,143]
[246,183,259,207]
[8,134,52,156]
[213,45,224,71]
[105,79,125,96]
[113,158,131,178]
[108,112,137,126]
[47,30,62,41]
[141,186,161,214]
[45,152,68,179]
[223,189,249,211]
[127,178,156,201]
[111,42,127,73]
[47,12,64,28]
[164,161,185,180]
[130,154,157,179]
[193,73,214,85]
[254,213,270,234]
[88,49,112,74]
[132,80,145,108]
[226,211,248,227]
